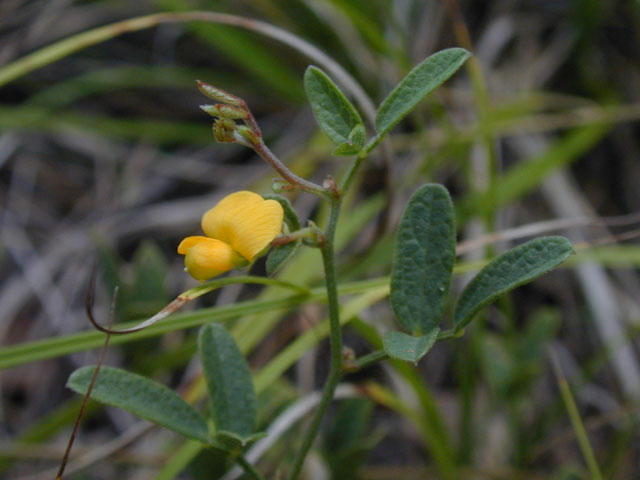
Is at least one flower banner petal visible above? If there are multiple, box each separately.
[202,191,284,260]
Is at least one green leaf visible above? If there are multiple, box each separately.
[212,431,267,451]
[304,66,363,145]
[266,240,301,277]
[375,48,470,136]
[348,124,366,148]
[454,236,574,330]
[383,329,440,363]
[198,324,257,439]
[332,143,361,156]
[67,366,209,443]
[332,124,367,156]
[263,194,301,230]
[390,184,456,334]
[264,194,302,276]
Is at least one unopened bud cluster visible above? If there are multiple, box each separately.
[196,80,261,146]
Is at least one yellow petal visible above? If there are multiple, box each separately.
[201,191,284,260]
[177,236,209,255]
[181,238,236,281]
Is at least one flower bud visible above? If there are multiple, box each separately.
[201,104,248,120]
[196,80,242,106]
[235,125,260,145]
[212,119,236,143]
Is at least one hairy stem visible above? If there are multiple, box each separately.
[252,140,327,197]
[288,200,342,480]
[339,151,367,194]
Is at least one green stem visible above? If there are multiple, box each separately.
[236,454,266,480]
[339,151,367,194]
[288,200,342,480]
[252,140,327,197]
[351,349,388,371]
[438,328,466,340]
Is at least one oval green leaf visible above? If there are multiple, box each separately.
[454,236,574,330]
[375,48,470,136]
[304,65,364,145]
[266,240,301,276]
[199,324,257,438]
[390,184,456,334]
[383,328,440,364]
[67,366,209,443]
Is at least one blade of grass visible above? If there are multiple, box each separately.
[549,349,604,480]
[0,278,388,370]
[0,399,100,472]
[27,66,244,108]
[350,318,455,478]
[154,1,303,102]
[0,106,212,145]
[254,286,389,393]
[458,124,611,219]
[0,11,376,123]
[153,439,203,480]
[5,241,638,371]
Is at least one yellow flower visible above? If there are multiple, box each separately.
[178,191,284,281]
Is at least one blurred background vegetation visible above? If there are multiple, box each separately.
[1,0,640,478]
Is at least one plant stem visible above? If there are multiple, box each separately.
[252,140,327,197]
[288,200,342,480]
[236,454,266,480]
[351,349,388,371]
[271,227,316,247]
[339,151,367,194]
